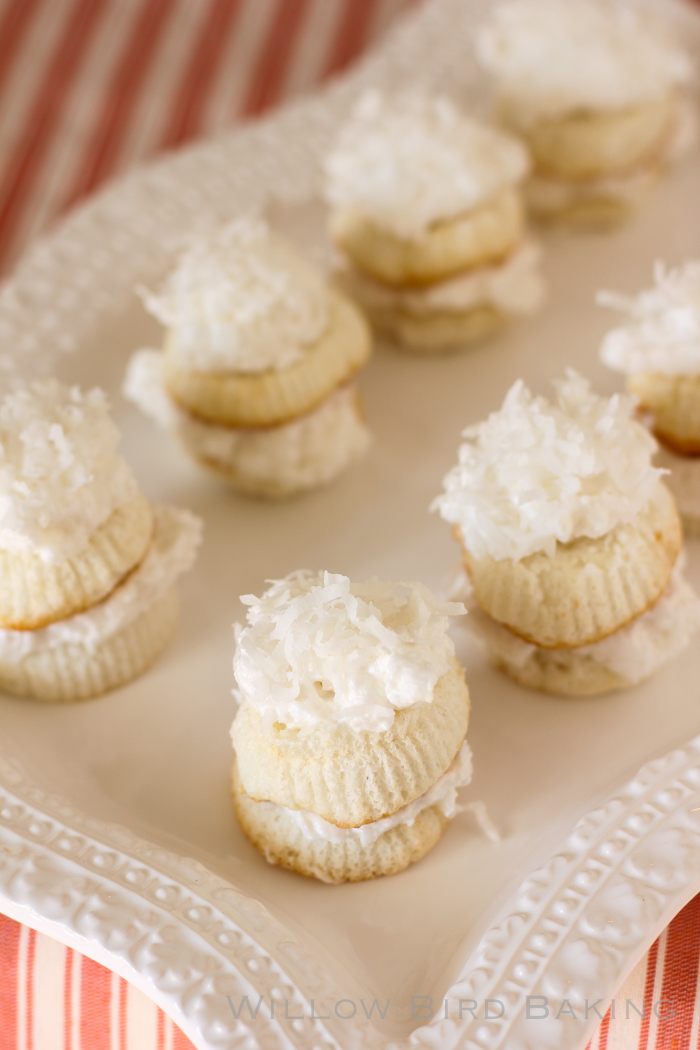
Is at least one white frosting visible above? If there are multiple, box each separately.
[458,560,700,685]
[477,0,693,128]
[260,740,473,847]
[339,241,544,317]
[0,506,202,662]
[324,90,529,240]
[0,380,137,564]
[123,351,371,493]
[140,217,329,375]
[599,261,700,377]
[233,571,465,733]
[433,371,663,562]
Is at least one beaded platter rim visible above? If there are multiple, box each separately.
[2,1,700,1048]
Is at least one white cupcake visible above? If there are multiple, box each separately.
[433,371,700,696]
[229,571,477,882]
[0,380,201,701]
[324,90,545,353]
[600,260,700,533]
[124,217,372,499]
[477,0,695,225]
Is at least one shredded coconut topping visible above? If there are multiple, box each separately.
[0,380,137,563]
[233,570,465,733]
[433,371,663,562]
[477,0,692,127]
[599,261,700,377]
[324,90,529,240]
[140,216,330,374]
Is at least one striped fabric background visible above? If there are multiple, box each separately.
[0,0,699,1047]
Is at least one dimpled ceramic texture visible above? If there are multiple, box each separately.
[1,2,700,1049]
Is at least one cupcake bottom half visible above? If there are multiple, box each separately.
[232,761,449,883]
[525,163,661,227]
[0,587,179,703]
[232,736,473,883]
[461,561,700,697]
[125,352,371,498]
[0,506,200,702]
[336,241,543,354]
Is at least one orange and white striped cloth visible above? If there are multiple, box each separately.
[0,0,416,276]
[2,896,700,1050]
[1,1,700,1048]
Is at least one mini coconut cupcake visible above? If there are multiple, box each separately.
[433,371,699,696]
[124,217,372,499]
[0,380,201,702]
[600,261,700,534]
[230,570,473,883]
[324,90,545,354]
[477,0,695,225]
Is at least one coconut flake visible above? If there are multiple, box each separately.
[433,371,664,562]
[0,380,137,563]
[324,90,529,241]
[233,570,465,733]
[599,261,700,377]
[477,0,693,128]
[140,216,329,374]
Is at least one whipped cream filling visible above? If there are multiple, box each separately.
[233,571,465,733]
[599,261,700,377]
[338,241,544,316]
[123,350,371,491]
[258,740,473,847]
[477,0,692,128]
[324,90,529,240]
[433,371,663,562]
[140,216,329,375]
[0,380,137,564]
[457,560,700,684]
[0,506,202,662]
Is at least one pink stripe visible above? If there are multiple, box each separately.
[656,895,700,1050]
[160,0,245,149]
[597,1005,611,1049]
[637,937,661,1050]
[157,1010,166,1050]
[0,0,108,273]
[322,0,380,78]
[239,0,313,117]
[63,948,74,1050]
[62,0,177,209]
[25,928,35,1050]
[172,1021,197,1049]
[79,956,113,1050]
[0,916,20,1050]
[119,978,128,1050]
[0,0,43,97]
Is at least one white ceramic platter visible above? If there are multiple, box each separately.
[2,2,700,1048]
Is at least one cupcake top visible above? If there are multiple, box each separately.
[233,570,465,733]
[0,380,137,563]
[477,0,692,127]
[599,261,700,377]
[140,217,329,375]
[324,90,529,241]
[433,371,662,561]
